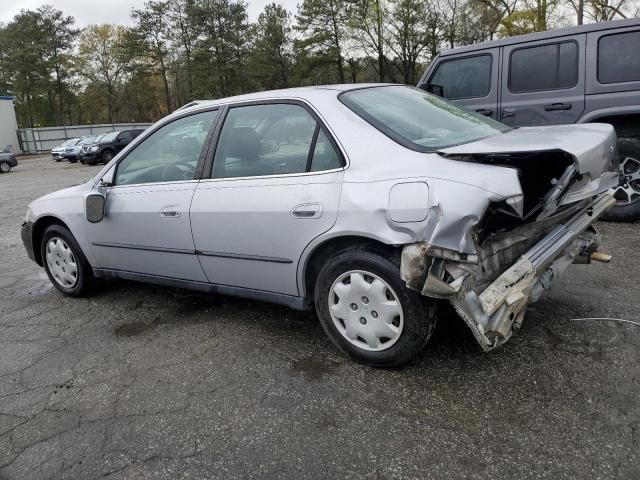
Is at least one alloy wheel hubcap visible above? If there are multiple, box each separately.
[613,155,640,206]
[45,237,78,288]
[328,270,404,352]
[0,162,9,173]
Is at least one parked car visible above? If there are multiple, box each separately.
[21,85,618,366]
[51,138,81,162]
[79,129,145,165]
[62,137,99,163]
[418,18,640,222]
[0,152,17,173]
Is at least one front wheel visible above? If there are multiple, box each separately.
[41,224,95,297]
[602,137,640,222]
[314,247,436,367]
[101,150,114,164]
[0,161,10,173]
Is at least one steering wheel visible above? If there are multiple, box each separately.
[161,163,193,182]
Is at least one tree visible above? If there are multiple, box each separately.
[250,4,293,90]
[349,0,388,82]
[386,0,431,83]
[189,0,251,98]
[296,0,350,83]
[37,6,79,125]
[77,25,133,123]
[132,1,173,114]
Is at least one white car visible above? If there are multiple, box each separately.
[21,85,618,366]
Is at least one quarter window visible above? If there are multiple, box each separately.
[598,31,640,84]
[115,110,218,186]
[428,55,492,99]
[509,41,578,93]
[212,103,342,179]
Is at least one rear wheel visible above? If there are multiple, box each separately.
[68,158,78,164]
[602,137,640,222]
[0,161,10,173]
[41,224,95,297]
[314,247,436,367]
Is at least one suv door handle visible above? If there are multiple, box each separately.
[475,108,493,116]
[544,102,572,111]
[291,203,322,219]
[502,109,516,119]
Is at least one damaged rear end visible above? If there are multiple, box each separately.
[400,123,620,350]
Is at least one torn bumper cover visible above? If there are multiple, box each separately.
[401,193,615,351]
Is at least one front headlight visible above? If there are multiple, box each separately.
[25,205,33,222]
[90,146,99,152]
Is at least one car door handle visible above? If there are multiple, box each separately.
[160,205,181,218]
[475,108,493,116]
[544,102,572,111]
[291,203,323,219]
[502,109,516,119]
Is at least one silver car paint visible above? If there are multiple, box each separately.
[24,85,618,348]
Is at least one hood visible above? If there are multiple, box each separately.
[36,180,92,202]
[439,123,617,181]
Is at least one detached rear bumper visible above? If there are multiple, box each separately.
[401,193,615,351]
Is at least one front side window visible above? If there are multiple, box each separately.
[598,31,640,84]
[115,110,218,186]
[428,55,492,99]
[509,41,578,93]
[340,86,510,151]
[212,103,342,179]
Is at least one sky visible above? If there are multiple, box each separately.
[0,0,297,26]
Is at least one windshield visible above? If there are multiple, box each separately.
[339,86,511,151]
[78,137,96,145]
[94,133,107,143]
[62,138,80,147]
[102,132,119,143]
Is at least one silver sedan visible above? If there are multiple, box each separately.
[21,85,619,366]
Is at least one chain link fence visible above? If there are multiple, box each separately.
[17,123,153,153]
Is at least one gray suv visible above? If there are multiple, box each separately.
[419,18,640,222]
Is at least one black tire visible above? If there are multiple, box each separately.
[80,159,85,165]
[314,246,436,367]
[602,137,640,222]
[101,150,114,164]
[0,160,10,173]
[68,158,78,164]
[55,159,61,162]
[40,224,95,297]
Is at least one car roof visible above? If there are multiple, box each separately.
[175,84,392,114]
[439,18,640,57]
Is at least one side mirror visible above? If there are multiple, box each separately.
[427,84,444,97]
[85,192,106,223]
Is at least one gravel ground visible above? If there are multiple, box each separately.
[1,155,639,480]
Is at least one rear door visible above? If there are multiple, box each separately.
[424,49,499,120]
[500,35,586,127]
[190,101,345,297]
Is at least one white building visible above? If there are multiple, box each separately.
[0,96,21,154]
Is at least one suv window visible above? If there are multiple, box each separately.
[212,103,342,179]
[115,110,218,186]
[598,31,640,84]
[428,55,492,99]
[509,41,578,93]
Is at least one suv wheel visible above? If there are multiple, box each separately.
[41,224,96,297]
[314,247,436,367]
[0,160,10,173]
[602,137,640,222]
[101,150,114,164]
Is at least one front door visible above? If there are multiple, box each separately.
[86,109,219,281]
[190,102,345,296]
[499,35,586,127]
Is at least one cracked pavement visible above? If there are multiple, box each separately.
[1,156,639,479]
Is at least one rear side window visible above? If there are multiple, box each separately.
[428,55,492,99]
[598,31,640,84]
[509,41,578,93]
